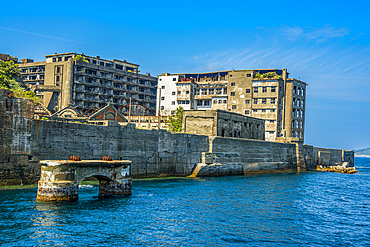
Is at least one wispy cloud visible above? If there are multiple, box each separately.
[0,26,134,54]
[277,25,350,42]
[191,25,370,102]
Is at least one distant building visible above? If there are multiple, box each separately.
[182,109,265,140]
[0,53,18,62]
[50,103,127,124]
[18,52,157,114]
[157,69,306,142]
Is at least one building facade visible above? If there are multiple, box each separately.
[157,69,306,142]
[18,53,157,114]
[182,110,265,140]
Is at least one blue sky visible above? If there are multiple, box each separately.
[1,0,369,150]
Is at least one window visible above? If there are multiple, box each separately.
[245,99,250,104]
[202,89,207,95]
[262,87,267,93]
[271,86,276,92]
[171,101,175,105]
[302,89,305,96]
[301,100,304,108]
[56,67,60,73]
[262,109,266,112]
[204,100,210,106]
[209,89,214,95]
[293,98,296,106]
[186,91,189,94]
[161,97,165,100]
[231,92,235,96]
[172,92,175,95]
[232,105,236,109]
[213,99,217,104]
[178,91,181,94]
[298,88,301,96]
[269,120,275,123]
[270,98,276,104]
[171,110,175,115]
[197,100,202,106]
[186,101,190,104]
[218,100,222,104]
[231,82,235,86]
[262,98,266,104]
[293,86,297,94]
[301,111,303,118]
[223,88,227,94]
[254,87,258,93]
[253,99,258,104]
[160,106,164,110]
[252,109,258,112]
[52,58,56,62]
[223,100,227,104]
[92,60,97,64]
[58,57,62,62]
[292,110,295,117]
[162,86,165,89]
[173,78,176,81]
[56,76,60,82]
[195,89,200,95]
[246,74,251,77]
[246,89,250,93]
[245,110,249,114]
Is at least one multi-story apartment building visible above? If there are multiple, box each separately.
[0,53,18,62]
[156,69,306,142]
[18,59,46,98]
[18,52,157,114]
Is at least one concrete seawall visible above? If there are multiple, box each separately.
[0,89,355,186]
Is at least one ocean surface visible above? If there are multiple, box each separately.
[1,157,369,246]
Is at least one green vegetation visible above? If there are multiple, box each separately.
[74,55,89,63]
[167,106,183,132]
[254,72,281,79]
[0,184,38,190]
[0,60,42,103]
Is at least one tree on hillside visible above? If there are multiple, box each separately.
[0,60,21,89]
[167,106,183,132]
[0,59,41,103]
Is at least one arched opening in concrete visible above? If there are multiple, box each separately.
[36,160,132,202]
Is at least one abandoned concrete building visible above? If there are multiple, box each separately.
[18,52,158,114]
[157,69,306,142]
[182,110,265,140]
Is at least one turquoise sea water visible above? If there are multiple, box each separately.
[1,157,369,246]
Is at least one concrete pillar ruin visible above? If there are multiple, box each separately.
[36,159,132,202]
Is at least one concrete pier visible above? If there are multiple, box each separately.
[36,160,132,202]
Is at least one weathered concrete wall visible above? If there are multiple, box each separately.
[201,137,298,175]
[0,89,355,186]
[312,147,354,167]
